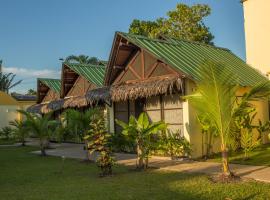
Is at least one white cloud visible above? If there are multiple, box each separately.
[2,66,61,94]
[2,67,60,79]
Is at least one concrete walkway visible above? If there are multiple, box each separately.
[30,142,270,183]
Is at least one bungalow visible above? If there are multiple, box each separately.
[104,32,269,157]
[27,63,107,114]
[27,78,61,114]
[60,62,106,109]
[37,78,61,104]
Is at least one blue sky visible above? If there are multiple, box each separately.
[0,0,246,93]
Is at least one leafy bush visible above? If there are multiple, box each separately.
[9,120,29,146]
[0,126,14,140]
[241,129,260,160]
[116,112,167,169]
[110,132,136,153]
[85,111,115,176]
[160,130,192,159]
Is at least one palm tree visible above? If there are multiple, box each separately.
[18,110,57,156]
[9,119,29,146]
[116,112,167,169]
[65,55,99,65]
[185,61,270,178]
[0,72,22,93]
[0,60,2,72]
[27,89,37,95]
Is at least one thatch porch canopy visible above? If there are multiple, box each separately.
[110,76,183,102]
[27,103,49,114]
[27,86,111,114]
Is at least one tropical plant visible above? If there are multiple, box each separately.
[160,130,192,160]
[257,119,270,142]
[0,126,14,140]
[116,112,167,169]
[0,72,22,93]
[0,60,2,72]
[18,110,57,156]
[65,55,100,65]
[197,114,218,158]
[110,132,136,153]
[129,3,214,44]
[185,61,270,178]
[9,119,29,146]
[241,128,260,160]
[85,111,114,176]
[61,108,102,160]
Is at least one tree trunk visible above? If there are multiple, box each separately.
[136,142,144,169]
[84,140,91,161]
[40,139,47,156]
[221,146,231,175]
[41,147,46,156]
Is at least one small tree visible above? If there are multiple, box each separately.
[185,61,270,179]
[116,112,167,169]
[9,119,29,146]
[18,110,57,156]
[85,110,114,176]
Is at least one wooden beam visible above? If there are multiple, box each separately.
[128,65,141,80]
[145,62,158,78]
[141,49,145,79]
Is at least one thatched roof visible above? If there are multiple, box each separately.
[27,87,110,114]
[47,99,65,111]
[27,76,183,113]
[110,76,183,102]
[27,103,48,114]
[86,87,110,103]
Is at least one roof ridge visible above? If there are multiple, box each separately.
[118,32,230,52]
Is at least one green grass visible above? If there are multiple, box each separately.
[209,144,270,166]
[0,138,16,145]
[1,147,270,200]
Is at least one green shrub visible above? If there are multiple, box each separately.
[116,112,167,169]
[0,126,14,140]
[159,130,192,159]
[110,132,136,153]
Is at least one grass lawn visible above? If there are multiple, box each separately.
[1,147,270,200]
[0,138,16,145]
[209,144,270,167]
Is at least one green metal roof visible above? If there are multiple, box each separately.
[118,32,268,86]
[65,63,106,87]
[38,78,61,93]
